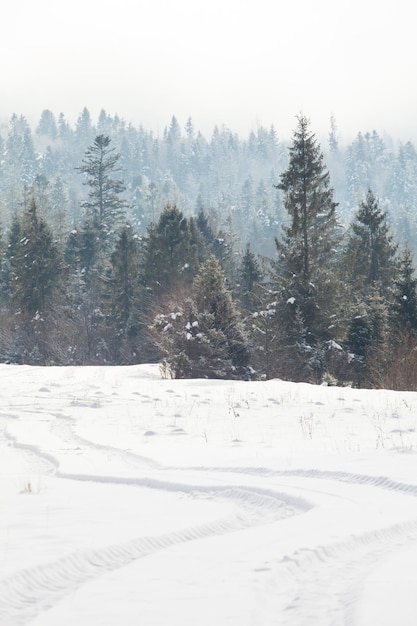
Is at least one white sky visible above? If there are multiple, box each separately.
[1,0,416,142]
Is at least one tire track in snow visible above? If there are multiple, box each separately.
[0,430,310,625]
[6,420,417,624]
[186,465,417,498]
[25,409,417,501]
[257,518,417,625]
[51,418,162,470]
[38,411,417,500]
[0,487,304,626]
[2,429,311,514]
[0,517,254,625]
[172,466,417,624]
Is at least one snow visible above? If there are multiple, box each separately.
[1,364,417,625]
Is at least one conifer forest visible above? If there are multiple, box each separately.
[1,108,417,389]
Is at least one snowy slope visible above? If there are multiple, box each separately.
[1,364,417,625]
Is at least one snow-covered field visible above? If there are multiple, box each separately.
[2,364,417,625]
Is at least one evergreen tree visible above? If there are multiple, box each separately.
[392,244,417,335]
[63,217,110,365]
[1,214,21,305]
[152,255,249,379]
[9,199,65,316]
[188,216,210,265]
[75,107,94,147]
[346,287,390,388]
[196,208,216,248]
[328,115,339,153]
[346,309,373,360]
[36,109,58,140]
[58,112,72,142]
[103,225,148,363]
[142,205,198,298]
[193,255,249,371]
[143,180,161,225]
[247,286,282,379]
[237,244,262,309]
[363,287,390,387]
[77,134,128,249]
[109,225,141,331]
[236,176,255,243]
[3,115,37,211]
[50,175,70,245]
[344,188,397,296]
[272,115,342,378]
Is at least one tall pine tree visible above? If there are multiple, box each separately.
[77,134,127,250]
[272,115,343,380]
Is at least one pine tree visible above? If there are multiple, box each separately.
[392,244,417,335]
[196,208,216,248]
[77,134,127,249]
[152,256,249,379]
[346,309,373,360]
[50,175,69,245]
[363,287,390,388]
[75,107,94,147]
[1,214,21,306]
[272,115,342,379]
[64,218,101,285]
[383,245,417,390]
[4,115,38,211]
[346,287,390,388]
[63,217,109,365]
[10,199,65,316]
[237,244,262,309]
[109,225,141,331]
[345,189,397,296]
[193,256,249,372]
[36,110,58,140]
[142,205,198,298]
[102,225,147,363]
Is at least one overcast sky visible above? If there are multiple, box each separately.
[1,0,416,143]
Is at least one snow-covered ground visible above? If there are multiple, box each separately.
[1,364,417,625]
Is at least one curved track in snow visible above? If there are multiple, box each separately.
[2,365,417,624]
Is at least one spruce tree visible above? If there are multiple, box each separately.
[346,287,390,388]
[3,200,67,364]
[193,255,249,373]
[392,244,417,336]
[77,134,127,250]
[238,244,262,309]
[345,188,397,296]
[363,287,390,388]
[1,214,21,306]
[10,198,64,316]
[152,256,249,379]
[109,226,140,328]
[272,115,342,379]
[142,205,198,298]
[36,109,58,140]
[99,225,148,363]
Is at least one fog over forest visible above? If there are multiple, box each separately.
[1,108,417,389]
[1,108,417,256]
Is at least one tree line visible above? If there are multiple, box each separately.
[2,108,417,259]
[1,115,417,389]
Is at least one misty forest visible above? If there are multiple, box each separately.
[0,108,417,389]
